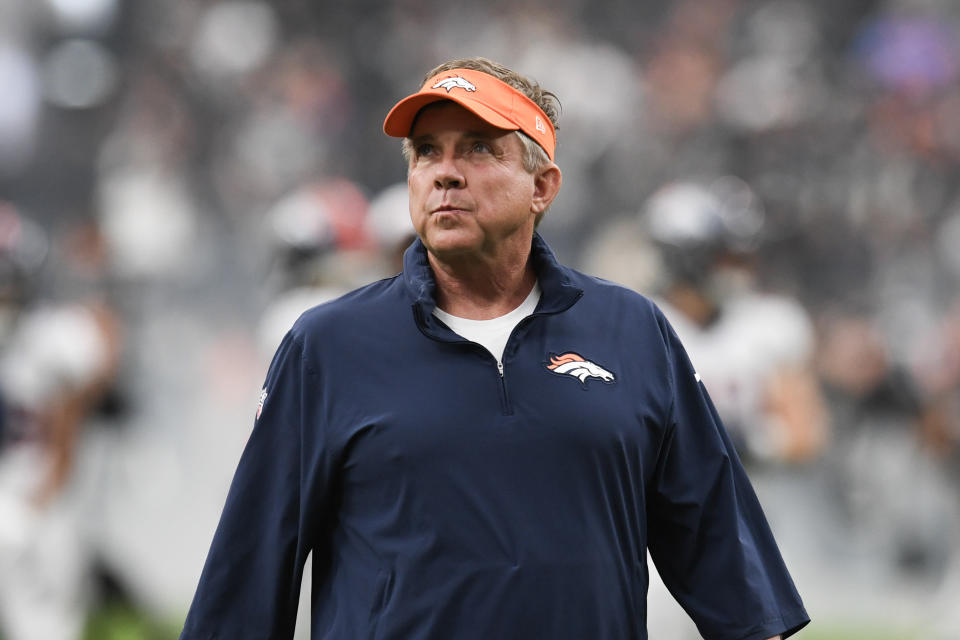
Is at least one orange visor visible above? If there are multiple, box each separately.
[383,68,556,161]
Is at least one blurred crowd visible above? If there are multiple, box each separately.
[1,0,959,638]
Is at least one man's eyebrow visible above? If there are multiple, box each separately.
[408,132,436,144]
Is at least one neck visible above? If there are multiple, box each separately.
[429,246,537,320]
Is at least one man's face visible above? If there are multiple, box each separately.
[406,102,539,262]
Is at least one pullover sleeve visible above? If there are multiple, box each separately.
[180,330,323,640]
[647,311,810,640]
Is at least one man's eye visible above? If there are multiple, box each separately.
[471,141,492,153]
[414,143,435,157]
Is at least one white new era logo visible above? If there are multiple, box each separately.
[535,115,546,134]
[433,75,477,93]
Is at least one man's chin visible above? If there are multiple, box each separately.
[423,230,481,257]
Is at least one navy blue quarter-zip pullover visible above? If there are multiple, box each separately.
[180,234,809,640]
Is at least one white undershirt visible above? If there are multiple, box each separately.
[432,281,542,363]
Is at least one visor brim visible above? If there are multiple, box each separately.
[383,93,519,137]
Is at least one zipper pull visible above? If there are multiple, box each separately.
[497,360,504,378]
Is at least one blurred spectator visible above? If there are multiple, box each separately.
[0,238,122,640]
[0,43,40,177]
[816,309,959,584]
[256,178,373,357]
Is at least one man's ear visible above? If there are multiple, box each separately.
[531,164,562,214]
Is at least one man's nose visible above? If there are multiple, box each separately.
[433,155,465,190]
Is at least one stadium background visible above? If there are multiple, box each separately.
[1,0,959,638]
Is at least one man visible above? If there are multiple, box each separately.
[180,57,808,640]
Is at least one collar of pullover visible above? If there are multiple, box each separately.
[402,233,584,337]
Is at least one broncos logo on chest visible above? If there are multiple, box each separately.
[432,75,477,93]
[546,352,617,387]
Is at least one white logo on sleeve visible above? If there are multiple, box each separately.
[256,388,267,419]
[432,75,477,93]
[545,352,616,386]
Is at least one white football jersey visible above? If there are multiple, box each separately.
[657,291,815,459]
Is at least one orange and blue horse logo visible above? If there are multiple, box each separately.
[545,352,616,386]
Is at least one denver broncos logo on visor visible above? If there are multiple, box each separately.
[545,352,616,387]
[432,75,477,93]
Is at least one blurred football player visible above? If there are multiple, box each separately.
[640,178,829,464]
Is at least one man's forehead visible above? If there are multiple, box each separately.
[409,101,513,140]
